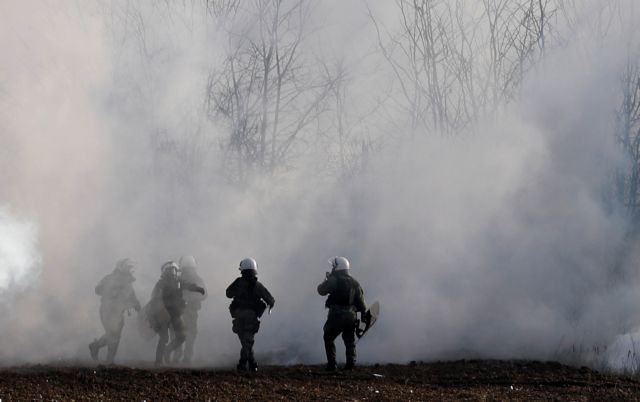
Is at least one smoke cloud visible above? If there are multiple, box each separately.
[1,0,640,370]
[0,207,41,295]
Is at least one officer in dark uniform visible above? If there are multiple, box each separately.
[317,256,367,371]
[151,261,205,366]
[89,258,141,364]
[174,255,207,364]
[226,257,275,372]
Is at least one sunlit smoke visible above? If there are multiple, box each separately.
[0,206,41,295]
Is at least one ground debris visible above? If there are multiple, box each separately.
[0,360,639,401]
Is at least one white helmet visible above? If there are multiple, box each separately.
[239,257,258,271]
[161,261,179,277]
[115,258,134,273]
[329,256,350,272]
[179,255,197,270]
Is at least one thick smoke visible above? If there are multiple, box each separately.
[0,207,41,296]
[1,0,640,369]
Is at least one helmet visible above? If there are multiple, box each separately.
[161,261,179,277]
[115,258,134,273]
[239,257,257,271]
[179,255,197,270]
[329,256,350,272]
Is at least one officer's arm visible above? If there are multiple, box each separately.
[317,276,336,296]
[95,277,106,296]
[197,277,207,301]
[129,287,142,311]
[259,284,275,308]
[225,279,238,299]
[183,281,205,295]
[355,286,367,313]
[150,281,162,301]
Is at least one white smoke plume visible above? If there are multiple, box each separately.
[0,207,41,295]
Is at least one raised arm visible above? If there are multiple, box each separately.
[317,275,336,296]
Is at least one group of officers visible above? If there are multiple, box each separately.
[89,255,367,372]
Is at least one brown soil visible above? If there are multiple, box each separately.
[1,360,640,401]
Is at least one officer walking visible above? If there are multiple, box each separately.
[89,258,141,364]
[317,256,367,371]
[226,258,275,372]
[174,255,207,364]
[150,261,205,366]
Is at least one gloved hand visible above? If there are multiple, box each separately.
[361,310,371,323]
[197,286,205,295]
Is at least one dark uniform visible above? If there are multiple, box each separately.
[317,269,366,370]
[151,265,204,366]
[90,265,141,364]
[226,269,275,371]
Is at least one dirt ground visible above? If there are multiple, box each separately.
[1,360,640,401]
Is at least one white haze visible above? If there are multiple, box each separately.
[0,0,640,368]
[0,207,41,295]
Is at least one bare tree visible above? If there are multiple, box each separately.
[202,0,240,18]
[369,0,557,136]
[206,0,338,183]
[614,60,640,222]
[318,60,379,179]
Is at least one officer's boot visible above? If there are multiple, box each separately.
[324,338,337,371]
[344,358,355,371]
[344,349,356,370]
[105,340,119,365]
[156,338,167,366]
[89,339,100,361]
[344,336,357,370]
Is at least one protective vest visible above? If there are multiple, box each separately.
[96,271,136,306]
[229,277,267,317]
[326,275,358,308]
[157,277,186,315]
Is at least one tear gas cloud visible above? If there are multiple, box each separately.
[1,0,640,368]
[0,207,41,295]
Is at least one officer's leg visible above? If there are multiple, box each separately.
[90,334,108,361]
[91,307,112,358]
[105,316,125,364]
[168,325,180,363]
[232,317,246,370]
[240,330,256,368]
[183,310,197,364]
[155,325,169,365]
[247,317,259,370]
[239,314,253,366]
[342,315,357,369]
[323,315,341,369]
[105,336,121,365]
[237,330,248,370]
[89,335,106,361]
[94,335,108,349]
[165,314,186,362]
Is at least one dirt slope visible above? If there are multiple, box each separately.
[1,360,640,401]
